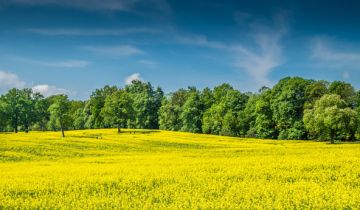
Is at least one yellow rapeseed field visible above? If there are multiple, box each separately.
[1,129,360,209]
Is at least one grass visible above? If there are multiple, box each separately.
[1,129,360,209]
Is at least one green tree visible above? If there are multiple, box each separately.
[303,94,358,143]
[0,96,9,131]
[180,91,203,133]
[270,77,310,139]
[125,81,163,129]
[101,89,133,133]
[200,87,214,110]
[304,80,328,109]
[254,89,276,139]
[158,88,190,131]
[356,91,360,139]
[328,81,356,107]
[202,103,225,135]
[202,85,248,136]
[87,85,118,128]
[19,89,45,133]
[73,108,86,130]
[239,94,258,137]
[48,95,71,137]
[3,88,22,133]
[32,95,50,131]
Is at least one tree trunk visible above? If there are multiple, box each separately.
[61,127,65,138]
[14,123,18,133]
[117,125,121,133]
[349,131,356,141]
[25,124,29,133]
[14,115,18,133]
[60,120,65,138]
[330,130,335,144]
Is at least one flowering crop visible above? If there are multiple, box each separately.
[1,129,360,209]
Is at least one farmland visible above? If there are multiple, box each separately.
[1,129,360,209]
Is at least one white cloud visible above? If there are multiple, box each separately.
[5,0,171,13]
[232,31,285,86]
[6,0,133,11]
[138,59,158,68]
[10,56,90,68]
[32,84,69,97]
[174,15,286,86]
[311,39,360,67]
[175,34,227,50]
[0,70,26,89]
[232,13,287,86]
[343,71,350,80]
[26,27,160,36]
[125,73,144,85]
[0,70,71,96]
[82,45,144,57]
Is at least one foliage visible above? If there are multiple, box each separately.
[202,84,248,136]
[86,85,118,129]
[270,77,309,139]
[328,81,357,107]
[125,81,163,129]
[48,95,71,137]
[101,89,133,132]
[0,77,360,142]
[304,94,358,143]
[180,91,203,133]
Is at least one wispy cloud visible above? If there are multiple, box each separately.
[32,84,69,97]
[138,59,158,68]
[232,32,285,86]
[174,34,227,50]
[311,38,360,66]
[0,70,26,90]
[232,13,287,86]
[26,27,161,36]
[125,73,144,85]
[4,0,171,13]
[343,71,350,80]
[82,45,144,57]
[9,56,90,68]
[173,14,287,86]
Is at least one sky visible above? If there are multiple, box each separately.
[1,0,360,99]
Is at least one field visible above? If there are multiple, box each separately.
[1,129,360,209]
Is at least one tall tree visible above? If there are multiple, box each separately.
[239,94,258,137]
[180,91,203,133]
[19,89,44,133]
[328,81,356,107]
[254,89,276,139]
[0,96,9,131]
[87,85,118,128]
[32,94,50,131]
[158,88,189,131]
[202,84,248,136]
[200,87,215,110]
[3,88,22,133]
[270,77,310,139]
[125,81,163,129]
[304,80,328,109]
[101,89,133,133]
[48,95,71,137]
[304,94,358,143]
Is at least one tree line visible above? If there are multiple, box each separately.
[0,77,359,143]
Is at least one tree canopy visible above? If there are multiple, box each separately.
[1,77,360,143]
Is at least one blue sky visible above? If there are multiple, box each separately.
[1,0,360,99]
